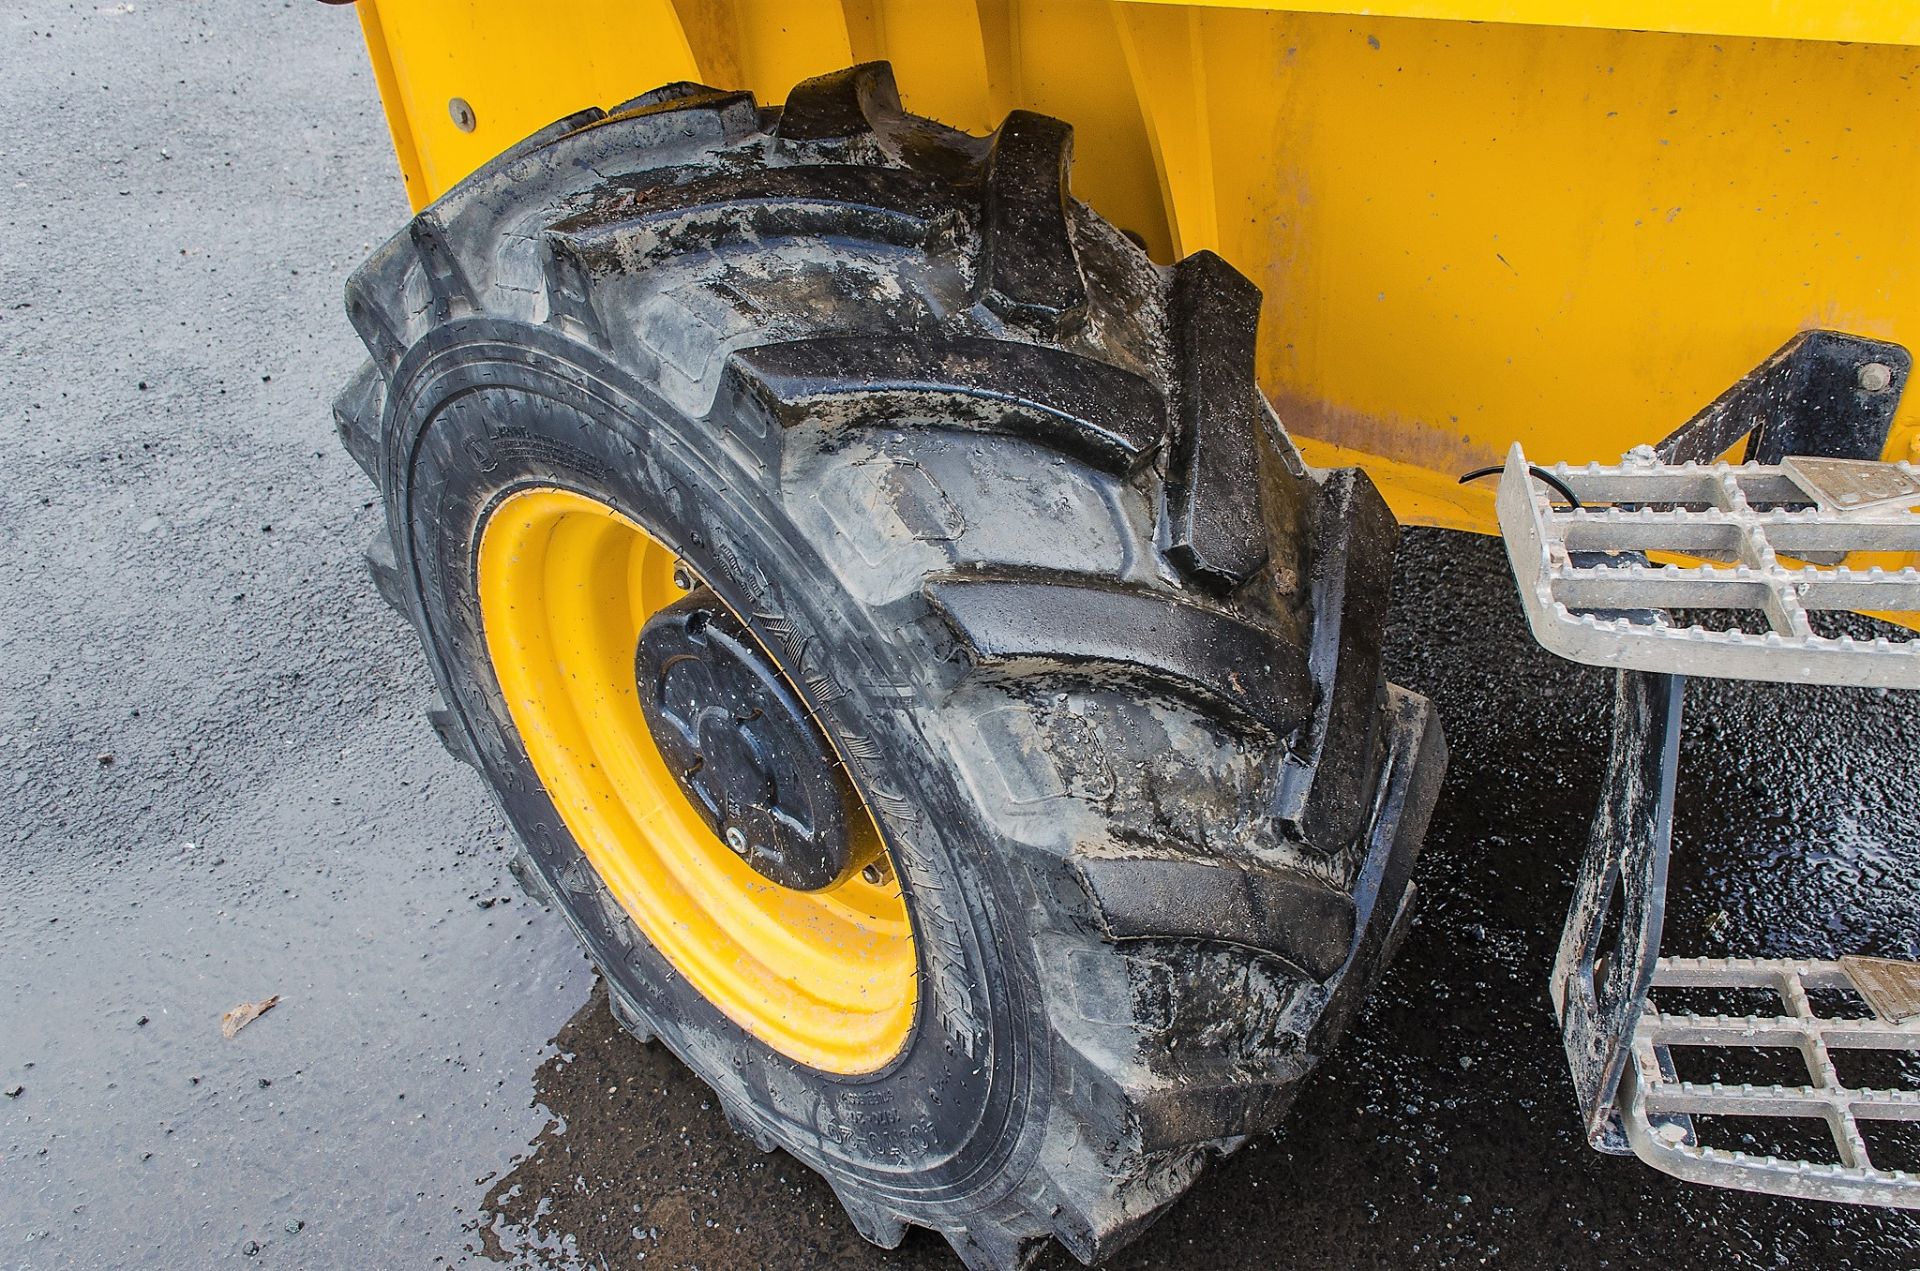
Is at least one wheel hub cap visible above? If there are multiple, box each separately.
[635,589,873,892]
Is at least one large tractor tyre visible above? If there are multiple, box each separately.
[335,65,1445,1269]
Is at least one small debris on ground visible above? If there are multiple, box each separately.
[220,995,280,1039]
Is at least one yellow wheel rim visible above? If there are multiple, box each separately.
[476,487,916,1074]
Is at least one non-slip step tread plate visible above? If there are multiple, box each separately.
[1494,444,1920,687]
[1620,956,1920,1210]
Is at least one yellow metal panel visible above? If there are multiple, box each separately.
[688,0,855,100]
[1122,0,1920,49]
[357,0,700,211]
[1183,10,1920,530]
[1114,5,1219,259]
[352,0,1920,581]
[353,3,427,205]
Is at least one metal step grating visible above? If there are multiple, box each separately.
[1494,443,1920,687]
[1619,957,1920,1208]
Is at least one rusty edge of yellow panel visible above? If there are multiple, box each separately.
[1117,0,1920,48]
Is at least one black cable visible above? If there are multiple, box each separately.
[1457,464,1584,510]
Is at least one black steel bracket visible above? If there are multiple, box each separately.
[1655,329,1909,467]
[1548,669,1688,1150]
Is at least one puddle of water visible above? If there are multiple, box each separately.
[475,980,953,1270]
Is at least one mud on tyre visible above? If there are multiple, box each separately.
[334,63,1446,1269]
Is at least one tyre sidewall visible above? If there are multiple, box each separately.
[383,319,1045,1215]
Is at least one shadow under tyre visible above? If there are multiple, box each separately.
[334,63,1446,1269]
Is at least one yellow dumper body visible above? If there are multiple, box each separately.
[352,0,1920,535]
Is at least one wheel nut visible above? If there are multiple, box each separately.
[724,826,748,855]
[448,96,478,133]
[1858,361,1893,393]
[672,563,695,591]
[861,864,884,885]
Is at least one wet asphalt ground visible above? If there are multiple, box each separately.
[3,3,1919,1268]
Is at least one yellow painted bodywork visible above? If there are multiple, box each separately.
[354,0,1920,536]
[477,488,916,1073]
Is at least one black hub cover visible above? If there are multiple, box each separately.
[635,588,862,892]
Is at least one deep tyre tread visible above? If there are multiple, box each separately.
[978,111,1087,332]
[1165,250,1278,588]
[604,982,657,1046]
[336,64,1444,1268]
[332,361,383,480]
[728,335,1166,473]
[504,849,554,910]
[774,62,905,142]
[362,530,408,620]
[424,692,472,768]
[923,572,1312,733]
